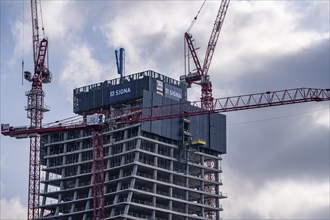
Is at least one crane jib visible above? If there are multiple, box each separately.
[2,88,329,137]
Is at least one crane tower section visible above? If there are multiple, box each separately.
[24,0,52,219]
[182,0,230,110]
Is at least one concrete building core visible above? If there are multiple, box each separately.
[39,70,226,220]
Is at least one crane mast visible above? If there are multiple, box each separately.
[25,0,51,219]
[92,128,105,220]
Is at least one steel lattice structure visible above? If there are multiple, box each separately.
[26,1,51,219]
[92,128,105,220]
[183,0,231,110]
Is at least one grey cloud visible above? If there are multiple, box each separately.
[306,206,330,220]
[218,36,329,186]
[225,109,329,185]
[289,1,330,33]
[216,38,329,95]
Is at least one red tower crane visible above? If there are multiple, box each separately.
[181,0,230,110]
[2,88,329,219]
[23,0,52,219]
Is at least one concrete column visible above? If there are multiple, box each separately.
[168,185,173,220]
[40,143,51,217]
[134,139,141,164]
[132,164,138,176]
[83,175,93,218]
[152,178,156,220]
[70,150,80,217]
[185,189,189,215]
[82,212,87,220]
[136,138,141,150]
[55,142,67,216]
[124,176,135,215]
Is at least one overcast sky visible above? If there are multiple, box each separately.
[1,0,329,219]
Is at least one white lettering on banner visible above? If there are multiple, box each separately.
[165,88,182,99]
[110,87,131,97]
[156,80,163,92]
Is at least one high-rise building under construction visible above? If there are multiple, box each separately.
[39,70,226,220]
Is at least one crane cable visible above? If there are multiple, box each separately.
[187,0,207,33]
[21,0,25,85]
[228,107,330,126]
[39,0,46,38]
[39,0,50,73]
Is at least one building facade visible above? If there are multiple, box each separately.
[39,71,226,220]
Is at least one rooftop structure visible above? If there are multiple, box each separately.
[73,70,186,114]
